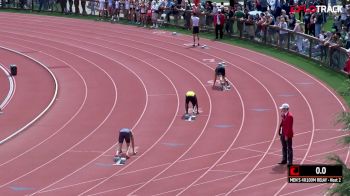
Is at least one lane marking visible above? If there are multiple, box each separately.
[278,93,296,97]
[0,63,15,111]
[39,132,346,194]
[202,58,215,63]
[250,108,271,112]
[213,124,234,128]
[148,93,176,97]
[0,46,58,145]
[10,185,34,191]
[3,17,344,195]
[162,142,185,147]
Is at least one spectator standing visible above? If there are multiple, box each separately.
[212,2,218,14]
[205,1,213,26]
[74,0,80,14]
[289,12,296,30]
[68,0,73,13]
[303,9,311,35]
[140,0,146,26]
[260,0,268,12]
[151,0,159,28]
[226,6,235,36]
[341,4,347,28]
[81,0,87,15]
[318,30,328,62]
[89,0,96,15]
[214,9,225,39]
[293,20,304,52]
[314,11,323,37]
[165,0,175,23]
[114,0,121,21]
[235,7,245,38]
[309,10,316,36]
[125,0,130,21]
[279,16,288,48]
[245,15,255,39]
[298,0,305,20]
[98,0,106,19]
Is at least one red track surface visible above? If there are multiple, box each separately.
[0,60,10,107]
[0,47,56,143]
[0,12,349,196]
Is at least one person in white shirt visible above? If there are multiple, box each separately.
[114,0,120,21]
[151,0,160,28]
[124,0,130,21]
[98,0,106,19]
[191,12,200,47]
[212,2,218,14]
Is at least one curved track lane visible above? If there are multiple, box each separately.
[0,47,56,144]
[0,13,348,196]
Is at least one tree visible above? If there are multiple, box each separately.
[327,155,350,196]
[336,111,350,145]
[328,109,350,195]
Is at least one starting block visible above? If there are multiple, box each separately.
[221,83,231,91]
[183,113,197,121]
[183,43,194,47]
[201,45,208,49]
[172,32,177,35]
[113,156,127,166]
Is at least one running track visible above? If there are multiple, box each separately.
[0,12,349,196]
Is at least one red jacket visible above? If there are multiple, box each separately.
[344,58,350,73]
[279,112,294,138]
[214,13,225,27]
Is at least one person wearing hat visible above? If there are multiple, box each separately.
[185,91,199,114]
[293,19,304,53]
[213,62,230,90]
[278,103,294,165]
[115,128,137,158]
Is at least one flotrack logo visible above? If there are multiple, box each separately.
[290,5,343,13]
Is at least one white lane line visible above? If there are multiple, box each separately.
[0,46,58,145]
[0,63,15,111]
[0,43,88,168]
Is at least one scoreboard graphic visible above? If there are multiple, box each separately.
[288,165,343,183]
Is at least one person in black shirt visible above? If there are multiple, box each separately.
[303,9,311,35]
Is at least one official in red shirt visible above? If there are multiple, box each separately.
[278,103,294,165]
[214,10,225,39]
